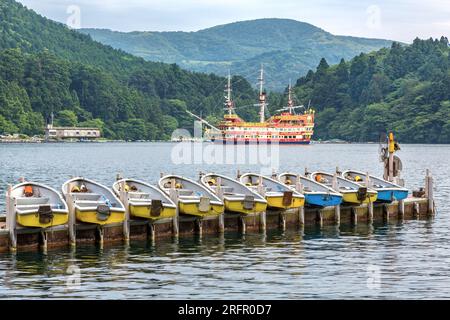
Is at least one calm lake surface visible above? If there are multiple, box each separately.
[0,142,449,299]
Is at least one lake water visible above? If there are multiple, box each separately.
[0,142,449,299]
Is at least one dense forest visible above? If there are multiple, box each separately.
[0,0,256,140]
[292,38,450,143]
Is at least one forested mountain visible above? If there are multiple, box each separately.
[80,19,393,91]
[291,38,450,143]
[0,0,256,139]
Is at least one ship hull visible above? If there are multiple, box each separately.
[212,139,311,145]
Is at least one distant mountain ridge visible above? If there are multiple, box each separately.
[80,19,394,91]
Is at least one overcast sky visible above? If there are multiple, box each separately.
[17,0,450,43]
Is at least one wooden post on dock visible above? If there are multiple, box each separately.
[260,210,266,232]
[296,175,305,226]
[280,212,286,231]
[6,184,17,251]
[316,209,323,228]
[120,180,130,243]
[383,204,390,223]
[66,183,76,246]
[425,169,434,216]
[148,223,156,242]
[332,173,340,225]
[40,230,48,252]
[351,207,358,225]
[366,172,374,223]
[399,200,405,220]
[169,187,179,238]
[215,177,225,233]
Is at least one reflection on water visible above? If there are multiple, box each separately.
[0,143,449,299]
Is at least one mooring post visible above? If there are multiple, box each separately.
[332,173,341,225]
[6,184,17,251]
[66,183,76,246]
[351,207,358,225]
[367,172,374,222]
[195,219,203,236]
[40,230,48,252]
[120,180,130,243]
[316,209,323,228]
[240,216,246,234]
[299,206,305,226]
[399,200,405,220]
[148,222,156,242]
[97,226,104,248]
[215,177,225,233]
[425,169,434,216]
[295,175,305,226]
[280,212,286,231]
[259,210,266,232]
[383,204,390,223]
[413,202,420,219]
[169,183,179,238]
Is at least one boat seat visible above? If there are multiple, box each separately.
[75,200,106,208]
[15,197,50,205]
[177,189,195,196]
[128,192,151,199]
[71,193,102,201]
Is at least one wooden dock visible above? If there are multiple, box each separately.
[0,196,433,253]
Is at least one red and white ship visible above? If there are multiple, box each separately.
[192,66,315,144]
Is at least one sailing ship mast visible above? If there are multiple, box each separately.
[287,80,294,114]
[258,64,266,123]
[225,71,234,115]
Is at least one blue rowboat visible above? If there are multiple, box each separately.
[278,172,343,207]
[342,170,409,203]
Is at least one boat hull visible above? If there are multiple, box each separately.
[129,205,176,220]
[342,191,378,204]
[376,189,408,202]
[75,208,125,225]
[16,211,68,228]
[224,199,267,214]
[179,202,224,217]
[305,193,342,207]
[266,196,305,209]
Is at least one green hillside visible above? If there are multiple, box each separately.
[0,0,256,139]
[80,19,393,91]
[291,38,450,143]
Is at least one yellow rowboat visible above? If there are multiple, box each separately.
[10,182,69,228]
[239,173,305,209]
[310,171,378,204]
[200,173,267,215]
[158,175,224,217]
[62,177,125,225]
[112,178,177,220]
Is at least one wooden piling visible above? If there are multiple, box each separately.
[351,207,358,225]
[280,212,286,231]
[316,209,323,227]
[299,206,305,225]
[215,177,225,233]
[169,188,179,237]
[399,200,405,220]
[332,173,341,225]
[383,204,390,222]
[120,180,130,243]
[66,183,76,246]
[6,184,17,251]
[425,169,434,215]
[259,211,266,231]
